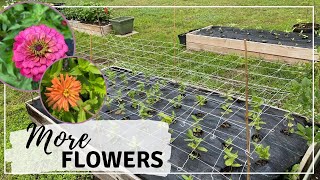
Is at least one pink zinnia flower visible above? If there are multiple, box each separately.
[12,25,69,82]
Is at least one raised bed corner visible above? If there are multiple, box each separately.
[69,20,112,36]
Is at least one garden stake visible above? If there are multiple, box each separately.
[244,39,251,180]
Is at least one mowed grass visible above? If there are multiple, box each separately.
[0,0,318,179]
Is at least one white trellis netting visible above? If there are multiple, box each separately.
[73,33,311,180]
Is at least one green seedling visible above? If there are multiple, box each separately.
[119,73,128,85]
[171,94,183,108]
[178,82,186,95]
[139,103,152,119]
[284,164,299,180]
[181,175,193,180]
[223,147,241,168]
[221,103,233,115]
[115,103,126,115]
[249,96,265,132]
[116,89,123,103]
[105,69,116,85]
[137,81,145,93]
[191,115,203,134]
[131,99,139,109]
[224,138,233,148]
[158,111,175,124]
[127,90,136,100]
[105,96,113,109]
[296,123,320,145]
[184,129,208,160]
[285,112,295,134]
[253,143,270,161]
[249,113,266,131]
[221,89,234,101]
[195,95,207,109]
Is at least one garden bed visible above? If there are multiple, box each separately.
[26,66,310,180]
[68,20,112,36]
[186,26,320,64]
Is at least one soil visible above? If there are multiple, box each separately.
[193,130,204,137]
[311,162,320,180]
[220,122,231,128]
[293,23,320,33]
[255,159,268,166]
[29,67,310,180]
[194,26,320,49]
[251,133,263,143]
[280,129,291,136]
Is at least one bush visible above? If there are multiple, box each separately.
[60,2,111,25]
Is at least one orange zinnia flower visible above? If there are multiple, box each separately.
[45,74,82,112]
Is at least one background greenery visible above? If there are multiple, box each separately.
[0,0,319,179]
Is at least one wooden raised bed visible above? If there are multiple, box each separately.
[69,20,112,36]
[25,97,139,180]
[186,26,319,64]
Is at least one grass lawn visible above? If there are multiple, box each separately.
[0,0,319,179]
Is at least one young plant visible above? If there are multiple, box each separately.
[296,123,320,145]
[170,94,183,109]
[221,89,234,101]
[139,103,152,119]
[285,112,295,134]
[178,82,186,95]
[115,103,126,115]
[253,143,270,162]
[221,102,233,115]
[195,95,207,109]
[223,147,241,168]
[105,69,116,85]
[119,73,128,85]
[137,81,145,94]
[191,115,203,136]
[249,96,265,132]
[158,111,175,124]
[223,137,233,148]
[105,96,113,109]
[181,175,193,180]
[184,129,208,160]
[131,99,139,109]
[115,89,123,103]
[127,90,136,100]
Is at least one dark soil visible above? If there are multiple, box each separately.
[194,26,320,48]
[255,159,268,166]
[193,130,204,137]
[293,23,320,33]
[280,129,291,136]
[220,122,231,128]
[252,133,263,143]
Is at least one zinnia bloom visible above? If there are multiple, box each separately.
[45,74,82,112]
[13,25,69,81]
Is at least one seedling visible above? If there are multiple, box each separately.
[137,81,145,94]
[115,103,126,115]
[119,73,128,85]
[181,175,193,180]
[284,112,295,134]
[253,143,270,162]
[223,147,241,168]
[296,123,320,145]
[146,88,157,105]
[195,95,207,109]
[105,96,113,109]
[184,129,208,160]
[127,90,136,100]
[158,111,175,124]
[191,115,203,136]
[249,96,265,133]
[115,89,123,103]
[171,94,183,109]
[221,103,233,115]
[178,82,186,95]
[223,138,233,148]
[105,69,117,85]
[221,89,234,101]
[131,99,139,109]
[139,103,153,119]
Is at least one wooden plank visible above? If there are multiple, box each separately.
[187,41,311,64]
[187,32,317,61]
[69,20,112,36]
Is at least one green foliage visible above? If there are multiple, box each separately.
[221,102,233,115]
[191,115,203,134]
[41,58,106,123]
[296,123,320,145]
[0,3,73,90]
[128,90,136,99]
[119,73,128,85]
[253,143,270,160]
[284,164,299,180]
[195,95,207,107]
[138,103,152,119]
[184,129,208,160]
[285,112,295,134]
[220,89,234,101]
[105,69,116,85]
[137,81,145,92]
[170,94,183,108]
[224,138,233,147]
[115,103,126,115]
[158,111,175,124]
[249,96,265,131]
[181,175,193,180]
[223,147,241,167]
[60,2,111,24]
[178,82,186,95]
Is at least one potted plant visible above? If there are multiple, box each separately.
[110,16,135,35]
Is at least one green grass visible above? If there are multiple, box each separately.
[0,0,318,179]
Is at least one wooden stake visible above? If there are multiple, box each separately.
[244,39,251,180]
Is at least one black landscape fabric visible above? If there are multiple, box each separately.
[30,67,309,180]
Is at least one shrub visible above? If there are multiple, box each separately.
[60,2,111,24]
